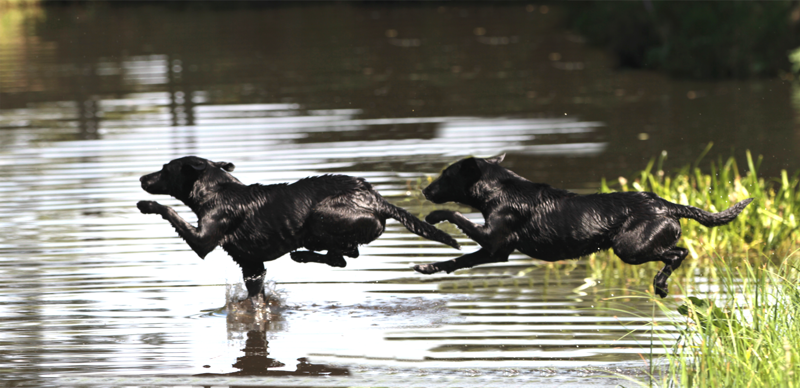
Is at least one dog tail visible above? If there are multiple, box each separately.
[380,201,460,249]
[669,198,754,227]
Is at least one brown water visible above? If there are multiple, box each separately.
[1,3,797,387]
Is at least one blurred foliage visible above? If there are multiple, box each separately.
[564,1,800,79]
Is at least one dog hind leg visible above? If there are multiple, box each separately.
[611,218,684,298]
[652,247,688,298]
[290,250,347,267]
[323,251,347,267]
[342,246,359,258]
[305,202,384,255]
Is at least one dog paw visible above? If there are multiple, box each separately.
[137,200,163,214]
[290,251,309,263]
[327,257,347,268]
[290,251,322,264]
[413,263,441,274]
[653,280,669,298]
[446,238,461,250]
[425,210,454,224]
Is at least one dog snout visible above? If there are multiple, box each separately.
[421,186,431,200]
[139,171,166,194]
[140,172,154,188]
[422,183,444,204]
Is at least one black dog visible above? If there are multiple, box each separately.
[414,154,753,298]
[137,156,459,305]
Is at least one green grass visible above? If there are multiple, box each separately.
[591,146,800,387]
[601,143,799,258]
[644,254,800,388]
[593,144,800,297]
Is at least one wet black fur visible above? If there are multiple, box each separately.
[415,154,753,298]
[137,156,459,305]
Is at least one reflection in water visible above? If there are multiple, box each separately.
[232,331,286,373]
[198,330,349,378]
[198,286,350,379]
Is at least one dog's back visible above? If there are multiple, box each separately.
[224,174,370,207]
[216,175,375,256]
[216,173,458,257]
[512,190,663,259]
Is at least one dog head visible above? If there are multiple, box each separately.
[423,154,505,205]
[140,156,236,202]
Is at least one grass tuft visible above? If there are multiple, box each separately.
[592,146,800,387]
[650,254,800,388]
[595,144,800,296]
[601,144,800,259]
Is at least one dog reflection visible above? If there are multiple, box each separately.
[232,331,285,373]
[197,330,349,377]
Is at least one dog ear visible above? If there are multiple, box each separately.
[486,153,505,164]
[189,160,207,171]
[215,162,235,172]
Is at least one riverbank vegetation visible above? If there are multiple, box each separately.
[593,143,799,297]
[563,2,800,79]
[615,255,800,388]
[595,146,800,387]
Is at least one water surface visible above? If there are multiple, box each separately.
[0,3,796,387]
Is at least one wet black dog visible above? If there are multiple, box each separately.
[137,156,459,305]
[414,154,753,298]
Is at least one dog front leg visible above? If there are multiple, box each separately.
[137,200,222,259]
[414,248,511,274]
[240,261,267,308]
[426,210,508,253]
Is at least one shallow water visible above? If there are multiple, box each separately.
[1,3,797,387]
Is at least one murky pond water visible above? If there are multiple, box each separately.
[1,3,797,387]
